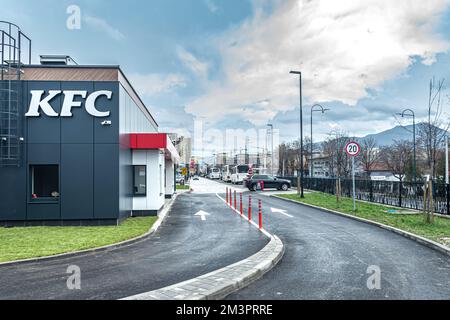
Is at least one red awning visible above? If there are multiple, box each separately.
[129,133,180,164]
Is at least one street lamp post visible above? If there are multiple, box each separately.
[290,70,304,198]
[267,124,274,175]
[310,104,330,178]
[396,108,416,183]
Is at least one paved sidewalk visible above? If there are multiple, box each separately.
[122,235,284,300]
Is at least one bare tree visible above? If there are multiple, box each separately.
[277,137,311,176]
[380,140,413,182]
[359,137,380,178]
[277,143,289,175]
[322,139,336,177]
[323,130,351,178]
[418,77,450,179]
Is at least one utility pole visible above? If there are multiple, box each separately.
[397,109,416,183]
[290,71,304,198]
[267,124,274,175]
[310,104,330,178]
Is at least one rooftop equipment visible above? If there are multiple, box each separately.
[40,54,78,66]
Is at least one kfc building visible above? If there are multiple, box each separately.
[0,54,180,226]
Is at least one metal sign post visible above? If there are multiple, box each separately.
[446,136,449,216]
[446,136,449,185]
[345,141,361,212]
[352,156,356,211]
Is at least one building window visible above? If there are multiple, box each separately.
[30,165,59,201]
[133,165,147,196]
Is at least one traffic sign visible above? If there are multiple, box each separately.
[345,141,361,157]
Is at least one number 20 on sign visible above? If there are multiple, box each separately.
[345,142,361,157]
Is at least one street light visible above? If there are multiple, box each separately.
[310,104,330,178]
[290,70,304,198]
[396,108,416,183]
[267,123,274,175]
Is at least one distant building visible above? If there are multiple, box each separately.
[367,163,399,182]
[170,134,192,166]
[310,153,332,178]
[215,153,230,166]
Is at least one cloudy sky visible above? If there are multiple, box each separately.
[2,0,450,152]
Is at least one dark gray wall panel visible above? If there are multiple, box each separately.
[26,81,61,144]
[27,143,60,164]
[94,82,119,144]
[61,82,94,144]
[61,144,94,220]
[94,144,119,219]
[0,167,27,220]
[27,203,60,220]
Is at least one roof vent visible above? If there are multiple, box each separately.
[40,55,78,66]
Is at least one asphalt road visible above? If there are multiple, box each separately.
[0,191,268,300]
[226,191,450,300]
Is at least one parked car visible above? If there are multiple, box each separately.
[243,168,267,187]
[209,168,221,180]
[247,175,291,191]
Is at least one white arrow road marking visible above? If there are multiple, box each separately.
[270,207,294,218]
[195,210,210,221]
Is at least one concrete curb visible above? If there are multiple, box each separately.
[121,235,285,300]
[272,195,450,257]
[121,192,285,300]
[0,191,185,267]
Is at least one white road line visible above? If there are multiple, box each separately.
[215,193,272,238]
[270,207,294,218]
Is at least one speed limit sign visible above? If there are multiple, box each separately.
[345,141,361,157]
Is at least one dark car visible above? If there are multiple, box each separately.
[247,175,291,191]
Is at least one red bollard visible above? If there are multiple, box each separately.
[226,188,229,204]
[230,189,232,207]
[248,195,252,221]
[259,199,263,229]
[234,190,237,209]
[240,193,243,215]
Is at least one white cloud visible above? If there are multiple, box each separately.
[128,73,187,96]
[84,15,125,41]
[177,47,210,79]
[186,0,450,125]
[204,0,219,13]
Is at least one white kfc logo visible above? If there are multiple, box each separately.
[25,90,112,118]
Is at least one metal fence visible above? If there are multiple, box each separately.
[277,176,450,215]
